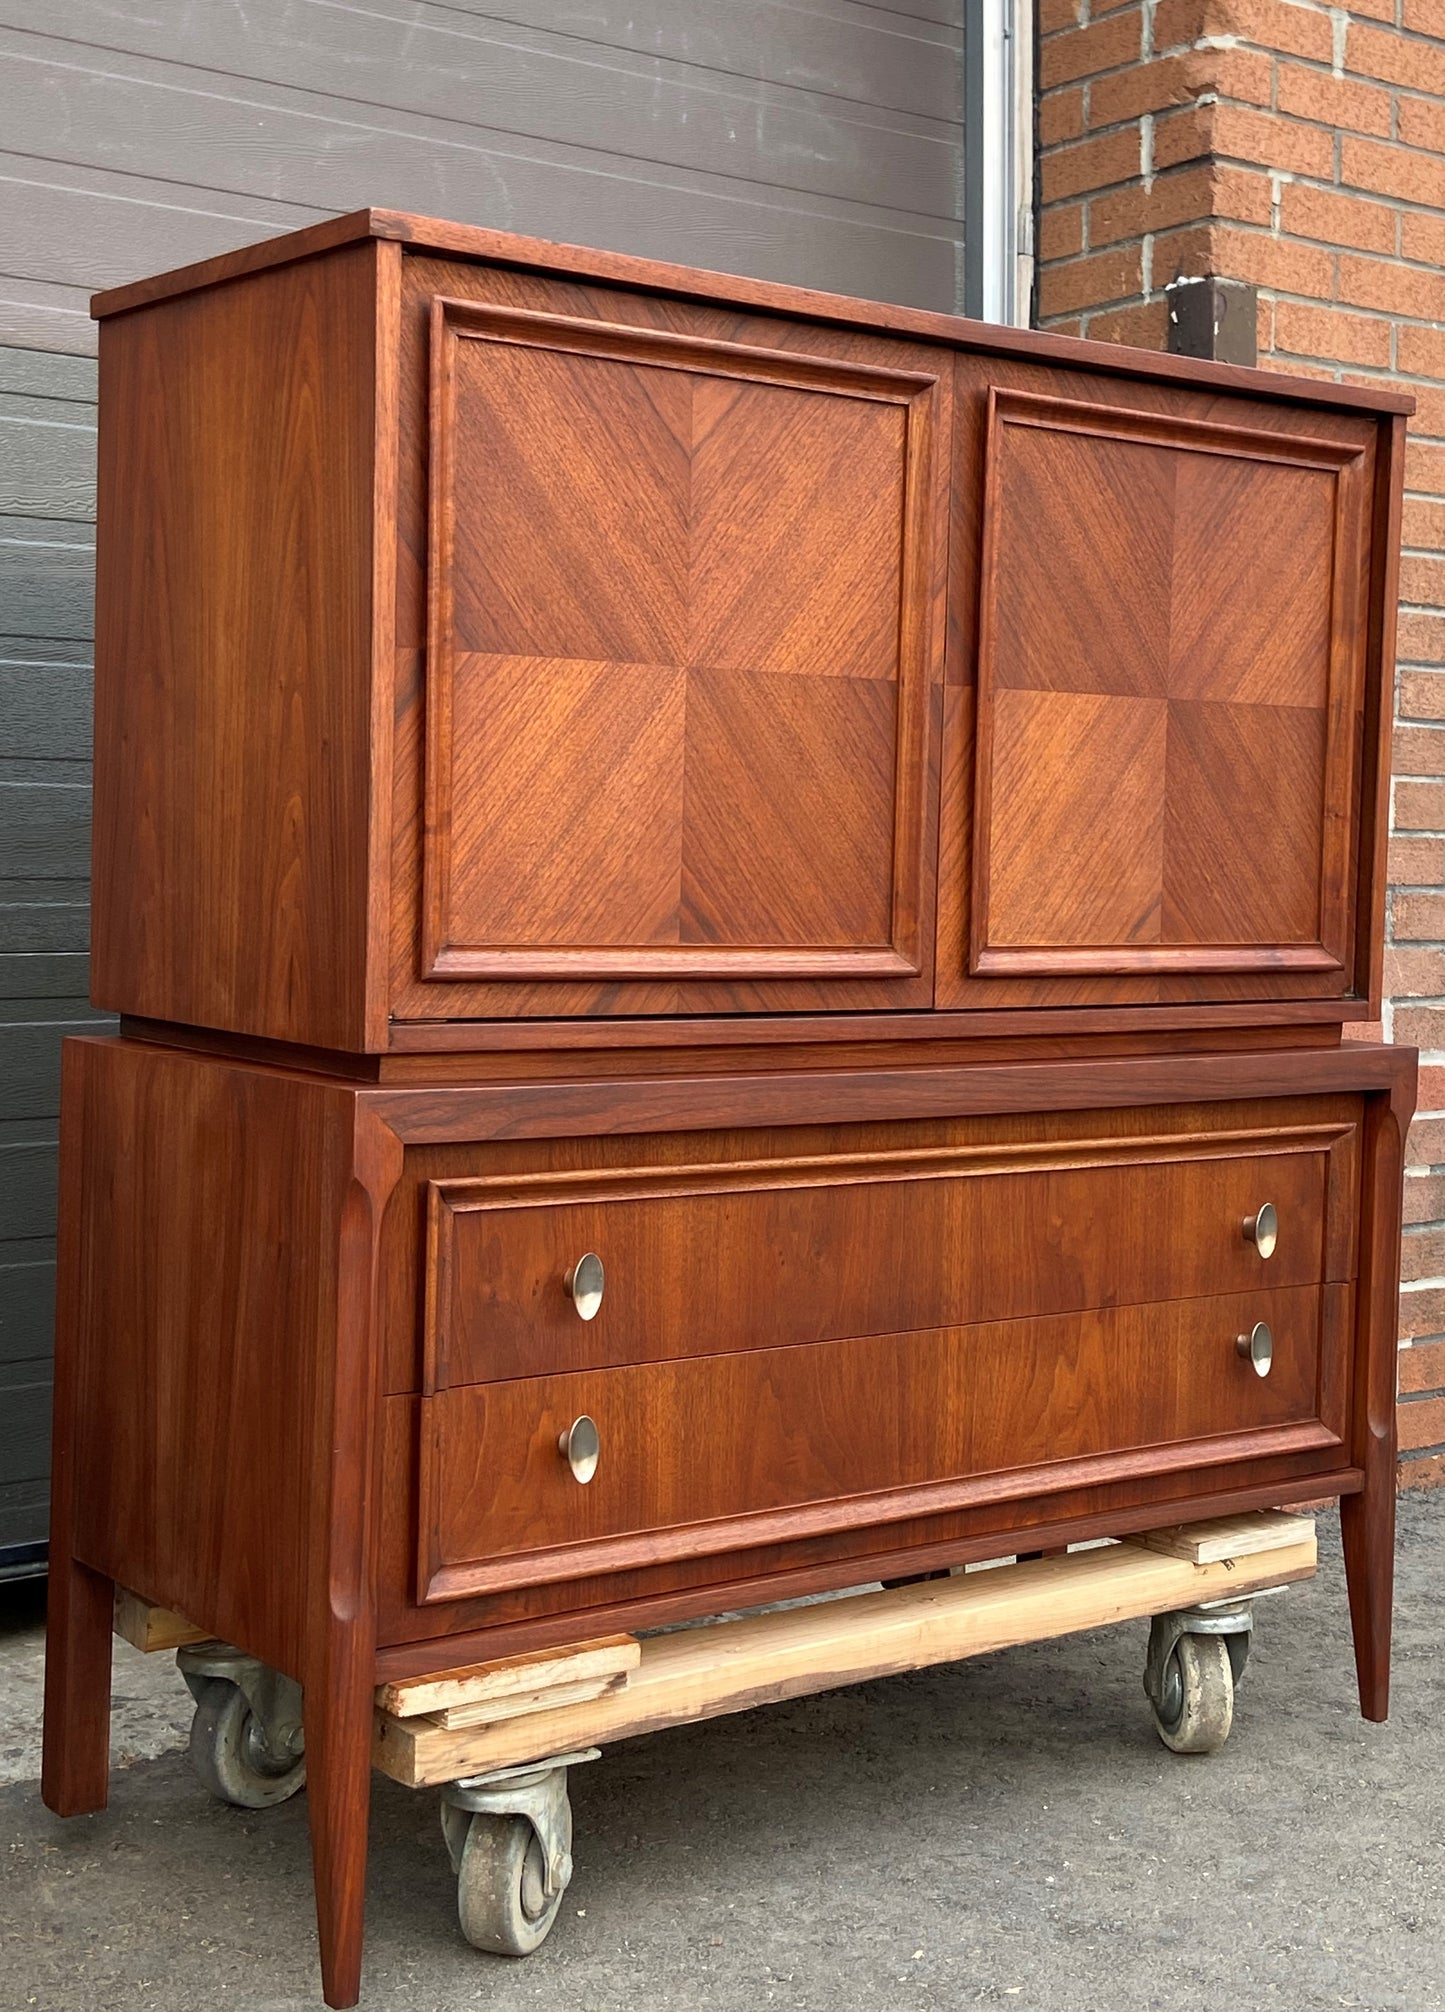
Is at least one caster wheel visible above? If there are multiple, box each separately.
[1149,1631,1235,1755]
[188,1676,307,1809]
[444,1806,566,1956]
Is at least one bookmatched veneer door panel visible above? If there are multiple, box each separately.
[939,360,1389,1011]
[394,262,951,1019]
[416,1281,1346,1602]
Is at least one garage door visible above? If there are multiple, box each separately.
[0,0,973,1570]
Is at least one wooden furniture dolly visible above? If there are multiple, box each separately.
[113,1509,1319,1957]
[42,210,1414,2008]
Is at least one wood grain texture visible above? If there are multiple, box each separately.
[376,1523,1320,1785]
[91,210,1414,419]
[111,1589,208,1653]
[44,1037,404,2009]
[1342,1050,1415,1719]
[399,268,948,1016]
[379,1087,1364,1393]
[968,389,1366,984]
[42,1036,114,1819]
[59,207,1414,2007]
[120,1004,1366,1076]
[937,355,1396,1016]
[302,1100,405,2010]
[89,242,383,1049]
[1134,1508,1315,1564]
[421,1117,1354,1389]
[377,1446,1362,1667]
[417,1283,1343,1603]
[376,1635,638,1720]
[84,223,1404,1045]
[366,1047,1403,1147]
[53,1040,367,1678]
[1356,413,1407,1020]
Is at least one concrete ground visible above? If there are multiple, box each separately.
[1,1498,1442,2012]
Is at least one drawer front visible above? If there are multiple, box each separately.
[426,1121,1356,1387]
[418,1281,1346,1602]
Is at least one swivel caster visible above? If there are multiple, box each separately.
[440,1749,598,1957]
[177,1641,307,1809]
[1143,1601,1252,1755]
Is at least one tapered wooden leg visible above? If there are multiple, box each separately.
[1342,1071,1412,1726]
[306,1110,404,2007]
[1342,1467,1394,1723]
[305,1670,374,2010]
[43,1046,115,1817]
[41,1552,114,1815]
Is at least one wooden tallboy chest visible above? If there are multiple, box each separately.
[43,211,1415,2008]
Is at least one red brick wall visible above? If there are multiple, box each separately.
[1035,0,1445,1483]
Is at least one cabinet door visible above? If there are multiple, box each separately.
[394,267,950,1020]
[938,359,1387,1010]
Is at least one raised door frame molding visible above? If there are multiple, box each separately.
[968,386,1370,986]
[420,294,945,988]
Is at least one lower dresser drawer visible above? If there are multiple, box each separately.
[416,1280,1348,1603]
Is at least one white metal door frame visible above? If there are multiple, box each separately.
[964,0,1035,326]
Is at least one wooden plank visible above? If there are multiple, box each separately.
[112,1586,208,1653]
[374,1518,1318,1788]
[377,1634,639,1719]
[433,1671,631,1730]
[1130,1510,1315,1564]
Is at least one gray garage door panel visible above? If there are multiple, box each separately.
[0,0,966,1561]
[0,1,965,356]
[0,1256,53,1367]
[0,323,109,1559]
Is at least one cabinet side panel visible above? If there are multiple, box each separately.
[90,245,380,1049]
[61,1040,357,1678]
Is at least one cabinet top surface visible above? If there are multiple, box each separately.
[90,205,1413,420]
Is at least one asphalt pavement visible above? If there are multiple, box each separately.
[2,1495,1442,2012]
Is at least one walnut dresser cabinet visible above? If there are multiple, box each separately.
[43,210,1415,2007]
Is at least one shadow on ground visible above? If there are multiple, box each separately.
[3,1497,1443,2012]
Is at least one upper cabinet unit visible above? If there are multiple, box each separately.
[88,212,1408,1054]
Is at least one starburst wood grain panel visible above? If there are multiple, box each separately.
[422,298,941,986]
[969,389,1368,985]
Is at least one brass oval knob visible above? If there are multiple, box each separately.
[558,1414,600,1484]
[1236,1321,1273,1378]
[565,1253,604,1321]
[1243,1204,1278,1260]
